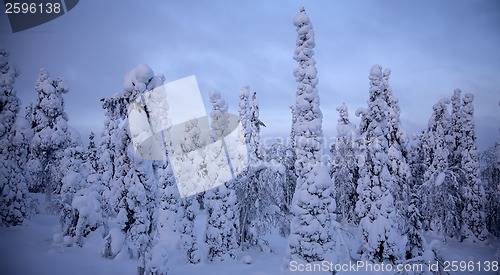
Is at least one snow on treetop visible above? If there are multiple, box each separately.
[123,64,154,91]
[463,93,474,103]
[55,78,69,93]
[209,90,221,101]
[35,68,50,92]
[336,103,348,115]
[293,7,310,27]
[239,85,250,98]
[147,73,165,90]
[433,98,450,112]
[370,64,383,78]
[383,68,391,77]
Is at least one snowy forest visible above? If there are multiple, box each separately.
[1,7,499,275]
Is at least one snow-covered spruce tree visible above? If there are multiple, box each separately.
[58,130,95,247]
[285,7,336,266]
[131,148,160,270]
[97,97,123,220]
[409,130,427,191]
[100,64,165,275]
[381,68,424,259]
[205,90,239,261]
[86,132,99,180]
[27,68,71,202]
[355,65,405,264]
[177,194,201,264]
[175,118,203,264]
[59,130,87,205]
[459,93,488,242]
[262,140,290,237]
[122,135,159,274]
[380,69,411,224]
[157,154,179,237]
[236,87,280,251]
[205,183,239,261]
[481,143,500,237]
[417,98,463,242]
[76,131,107,235]
[0,47,32,226]
[331,103,359,225]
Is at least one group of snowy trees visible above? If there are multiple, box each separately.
[1,6,499,275]
[412,89,490,243]
[284,7,497,272]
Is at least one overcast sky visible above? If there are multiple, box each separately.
[1,0,499,149]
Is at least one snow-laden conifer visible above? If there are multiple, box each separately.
[331,103,358,224]
[0,47,32,226]
[27,68,71,202]
[205,90,238,261]
[285,7,336,266]
[417,98,463,242]
[355,65,405,263]
[459,93,488,242]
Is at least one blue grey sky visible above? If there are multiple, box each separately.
[1,0,499,149]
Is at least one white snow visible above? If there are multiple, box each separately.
[0,194,498,274]
[240,255,252,265]
[435,172,446,186]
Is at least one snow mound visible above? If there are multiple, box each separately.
[53,233,63,244]
[63,235,73,247]
[240,255,252,264]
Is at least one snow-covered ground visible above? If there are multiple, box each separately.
[0,194,498,275]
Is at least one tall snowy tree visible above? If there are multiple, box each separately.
[27,68,71,202]
[100,64,165,275]
[285,7,335,266]
[0,47,32,226]
[459,93,488,242]
[205,90,239,260]
[355,65,405,263]
[59,130,87,205]
[97,97,122,219]
[157,152,179,238]
[409,130,427,191]
[236,87,279,250]
[481,143,500,237]
[86,132,99,177]
[331,103,359,224]
[380,68,412,227]
[417,98,463,242]
[381,68,424,259]
[261,140,290,237]
[175,119,203,264]
[58,129,92,247]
